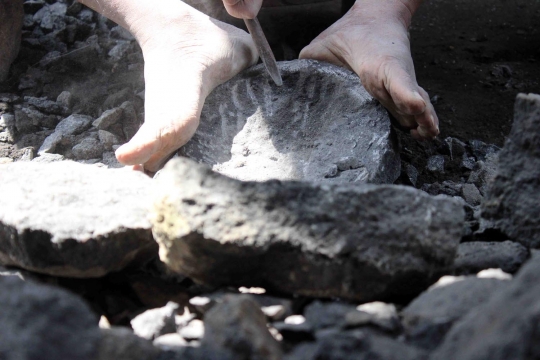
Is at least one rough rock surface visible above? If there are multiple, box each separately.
[0,276,100,360]
[454,241,529,274]
[97,327,160,360]
[285,329,428,360]
[0,0,23,81]
[481,93,540,247]
[152,158,464,301]
[131,302,179,340]
[0,161,156,277]
[201,295,282,360]
[401,277,508,350]
[38,114,93,154]
[179,59,400,185]
[433,256,540,360]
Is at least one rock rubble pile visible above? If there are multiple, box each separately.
[0,1,539,360]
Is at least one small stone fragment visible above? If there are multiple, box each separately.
[92,107,123,130]
[102,151,123,168]
[476,268,512,280]
[454,241,529,275]
[98,129,121,150]
[97,327,160,360]
[405,164,418,186]
[179,319,205,341]
[188,296,215,314]
[14,107,45,133]
[38,114,93,154]
[345,302,400,332]
[469,139,500,161]
[461,183,482,206]
[262,305,286,321]
[153,333,188,351]
[72,136,104,160]
[303,301,356,330]
[24,96,67,115]
[56,91,73,109]
[426,155,445,173]
[131,302,179,340]
[201,295,282,360]
[32,153,64,162]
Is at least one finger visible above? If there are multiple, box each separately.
[383,64,427,116]
[115,123,164,166]
[222,0,262,19]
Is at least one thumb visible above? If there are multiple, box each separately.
[222,0,262,19]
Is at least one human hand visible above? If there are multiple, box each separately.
[299,0,439,140]
[110,3,258,172]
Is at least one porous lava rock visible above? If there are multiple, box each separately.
[285,329,428,360]
[152,158,464,301]
[201,295,283,360]
[432,256,540,360]
[179,59,400,185]
[481,93,540,247]
[0,161,156,277]
[0,0,23,81]
[454,240,528,275]
[401,277,509,350]
[0,276,100,360]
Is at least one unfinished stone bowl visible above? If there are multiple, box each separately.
[179,59,400,184]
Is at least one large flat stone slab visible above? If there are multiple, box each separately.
[151,158,464,302]
[0,161,156,277]
[179,59,400,184]
[481,93,540,247]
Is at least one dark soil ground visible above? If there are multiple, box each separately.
[259,0,540,147]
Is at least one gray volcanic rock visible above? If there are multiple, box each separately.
[285,329,428,360]
[152,158,464,301]
[402,277,508,350]
[432,257,540,360]
[0,276,100,360]
[0,161,156,277]
[201,295,282,360]
[38,114,93,154]
[454,241,529,275]
[131,302,179,340]
[481,93,540,247]
[0,0,23,81]
[179,59,400,185]
[97,327,160,360]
